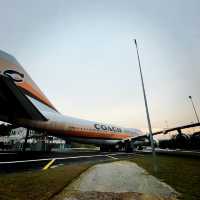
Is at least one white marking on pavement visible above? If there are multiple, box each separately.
[106,155,118,160]
[0,153,136,164]
[50,164,64,169]
[0,153,17,155]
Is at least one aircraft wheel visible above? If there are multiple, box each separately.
[125,141,134,153]
[100,145,108,152]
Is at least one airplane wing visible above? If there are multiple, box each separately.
[0,74,47,123]
[152,122,200,135]
[122,122,200,143]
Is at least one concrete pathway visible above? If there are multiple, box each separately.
[54,161,179,200]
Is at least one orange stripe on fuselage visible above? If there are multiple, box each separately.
[62,129,130,140]
[17,81,55,110]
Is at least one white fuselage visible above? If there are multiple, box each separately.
[16,109,143,146]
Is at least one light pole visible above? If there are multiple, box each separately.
[164,120,169,129]
[189,96,199,123]
[134,39,156,157]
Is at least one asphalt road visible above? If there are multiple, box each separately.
[0,150,139,173]
[1,148,198,173]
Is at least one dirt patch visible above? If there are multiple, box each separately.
[54,191,177,200]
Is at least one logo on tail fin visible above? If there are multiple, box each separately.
[3,69,24,82]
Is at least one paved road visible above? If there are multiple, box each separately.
[0,150,139,173]
[1,148,200,173]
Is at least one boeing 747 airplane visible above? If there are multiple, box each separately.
[1,50,199,152]
[0,50,146,152]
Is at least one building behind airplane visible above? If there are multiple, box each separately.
[0,50,143,152]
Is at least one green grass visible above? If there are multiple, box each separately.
[0,164,92,200]
[131,155,200,200]
[1,155,199,200]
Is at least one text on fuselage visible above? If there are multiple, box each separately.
[94,123,122,133]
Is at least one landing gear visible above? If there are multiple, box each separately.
[100,145,119,152]
[100,142,134,153]
[125,141,134,153]
[100,145,108,152]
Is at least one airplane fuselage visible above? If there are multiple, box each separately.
[15,110,142,146]
[0,49,143,150]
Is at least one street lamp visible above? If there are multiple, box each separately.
[188,96,199,123]
[134,39,155,157]
[164,120,169,129]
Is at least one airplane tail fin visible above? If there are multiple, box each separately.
[0,50,57,119]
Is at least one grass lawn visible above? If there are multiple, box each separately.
[131,154,200,200]
[1,155,199,200]
[0,163,92,200]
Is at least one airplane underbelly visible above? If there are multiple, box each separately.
[69,137,121,145]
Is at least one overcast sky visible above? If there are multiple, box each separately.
[0,0,200,130]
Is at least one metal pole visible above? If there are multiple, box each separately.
[189,96,200,123]
[22,128,29,152]
[134,39,156,157]
[165,120,169,129]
